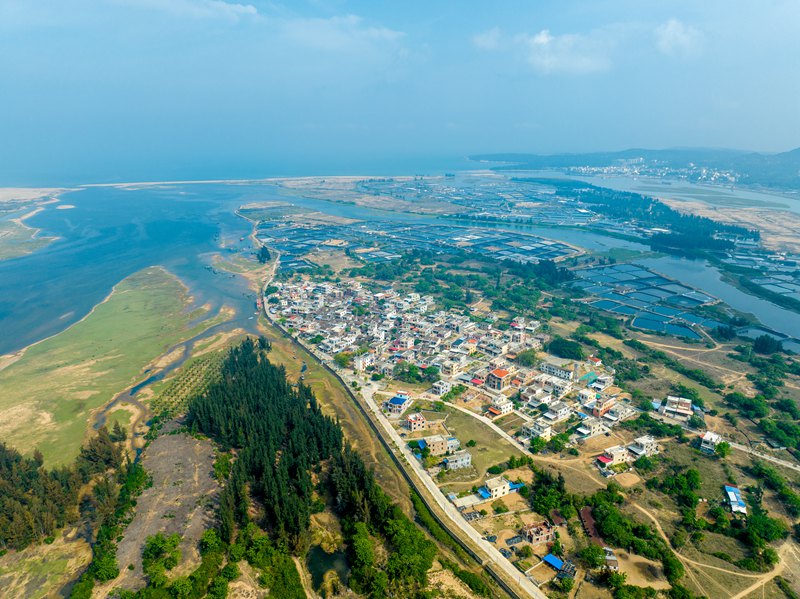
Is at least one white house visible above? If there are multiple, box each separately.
[660,396,694,421]
[627,435,659,458]
[540,357,575,381]
[488,396,513,418]
[543,401,572,423]
[485,476,511,500]
[444,450,472,470]
[576,417,607,439]
[700,431,723,454]
[432,380,453,396]
[522,418,553,441]
[597,445,629,468]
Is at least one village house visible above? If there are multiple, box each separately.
[725,485,748,515]
[627,435,659,458]
[597,445,629,468]
[405,413,427,432]
[522,418,553,441]
[700,431,723,454]
[604,548,619,571]
[420,434,448,456]
[352,353,375,372]
[446,437,461,453]
[443,450,472,470]
[384,394,412,416]
[543,401,572,424]
[488,396,513,418]
[486,368,513,391]
[485,476,511,500]
[522,386,553,408]
[590,374,615,392]
[432,380,453,396]
[591,395,617,419]
[521,521,555,546]
[540,357,575,381]
[660,396,694,421]
[440,360,463,377]
[533,373,573,398]
[576,417,607,439]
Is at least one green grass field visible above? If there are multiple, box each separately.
[0,266,225,466]
[0,219,53,260]
[439,407,524,492]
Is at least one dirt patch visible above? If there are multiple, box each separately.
[228,561,268,599]
[0,532,91,599]
[615,472,641,488]
[97,429,220,594]
[616,550,671,589]
[426,562,476,598]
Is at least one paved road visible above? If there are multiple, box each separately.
[259,272,545,597]
[728,441,800,473]
[351,379,548,599]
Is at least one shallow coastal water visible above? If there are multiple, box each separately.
[0,177,798,355]
[0,184,257,354]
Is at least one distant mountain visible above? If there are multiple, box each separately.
[470,147,800,189]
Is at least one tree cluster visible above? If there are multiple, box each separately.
[0,426,123,551]
[188,338,343,550]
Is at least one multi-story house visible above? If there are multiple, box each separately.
[522,418,553,441]
[540,357,575,381]
[443,450,472,470]
[421,434,448,456]
[627,435,659,458]
[486,368,512,391]
[405,413,427,432]
[543,401,572,423]
[485,476,511,500]
[521,521,555,545]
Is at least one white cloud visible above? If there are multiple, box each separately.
[472,27,502,50]
[281,14,404,51]
[655,18,702,57]
[517,29,612,74]
[115,0,257,21]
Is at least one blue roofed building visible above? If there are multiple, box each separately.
[724,485,748,515]
[384,394,412,416]
[543,554,564,571]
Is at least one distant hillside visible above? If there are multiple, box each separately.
[471,147,800,189]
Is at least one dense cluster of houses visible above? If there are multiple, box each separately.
[269,280,641,457]
[267,280,545,381]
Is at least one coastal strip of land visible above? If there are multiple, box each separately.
[0,266,232,466]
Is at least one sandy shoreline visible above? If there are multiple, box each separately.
[0,187,68,203]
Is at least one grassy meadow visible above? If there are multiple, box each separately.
[0,266,223,466]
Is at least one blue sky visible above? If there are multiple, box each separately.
[1,0,798,184]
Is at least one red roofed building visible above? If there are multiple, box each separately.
[486,368,512,391]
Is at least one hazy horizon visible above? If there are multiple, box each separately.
[2,0,799,185]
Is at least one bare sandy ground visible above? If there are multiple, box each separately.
[94,429,220,596]
[0,187,66,203]
[660,196,800,253]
